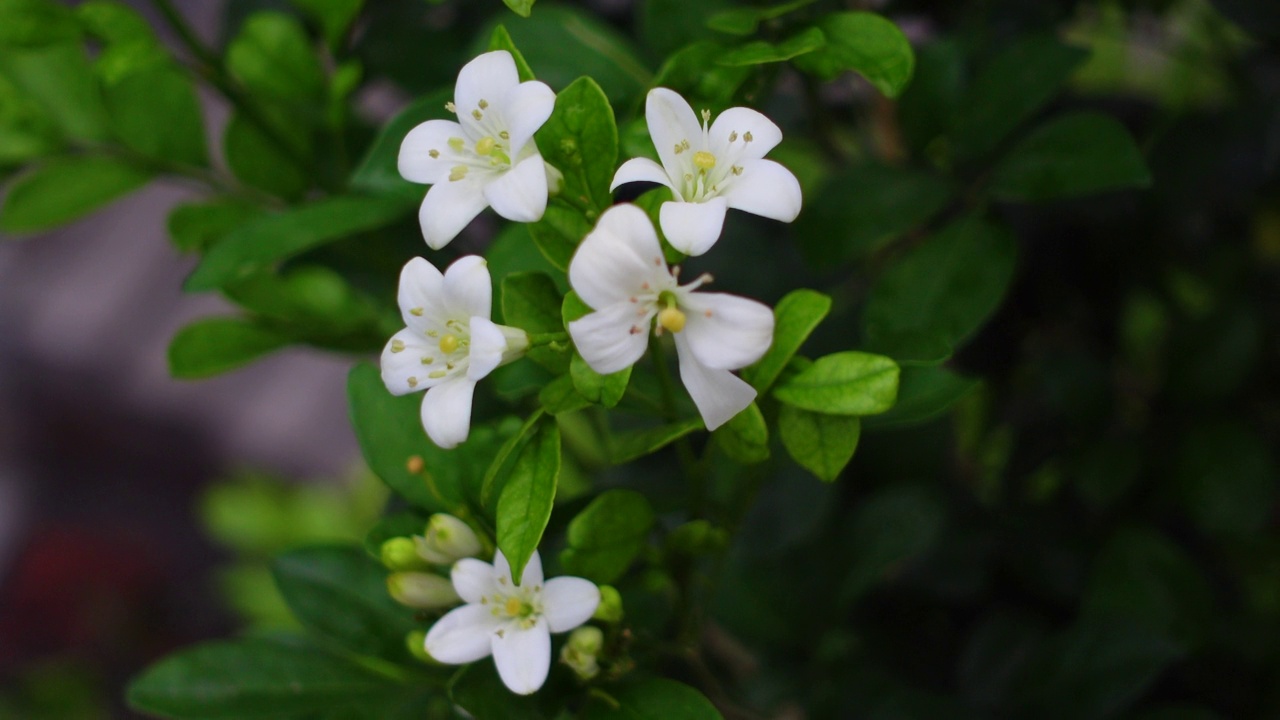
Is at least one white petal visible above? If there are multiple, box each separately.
[502,81,556,156]
[399,119,466,184]
[659,197,728,256]
[451,558,498,603]
[709,107,783,159]
[425,603,499,664]
[483,153,548,223]
[568,204,666,309]
[491,619,551,695]
[420,377,475,449]
[723,159,802,223]
[381,328,447,394]
[397,257,449,331]
[674,332,756,431]
[493,549,544,588]
[419,179,489,250]
[455,51,520,126]
[569,302,652,375]
[442,255,492,320]
[646,88,703,183]
[541,577,600,633]
[467,316,506,381]
[679,293,775,370]
[610,157,675,192]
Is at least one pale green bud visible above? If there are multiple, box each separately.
[559,643,600,680]
[380,537,426,571]
[592,585,623,622]
[387,572,459,609]
[567,625,604,656]
[414,514,483,565]
[405,630,437,664]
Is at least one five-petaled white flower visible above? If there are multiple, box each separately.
[610,87,802,257]
[381,256,528,449]
[426,550,600,695]
[398,50,557,249]
[567,204,775,430]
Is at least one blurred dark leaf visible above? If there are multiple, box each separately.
[1175,421,1276,539]
[990,112,1151,202]
[0,155,151,233]
[791,11,914,97]
[168,316,292,378]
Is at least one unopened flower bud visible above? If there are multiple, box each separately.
[405,630,437,664]
[381,537,426,571]
[592,585,623,622]
[567,625,604,656]
[414,514,482,565]
[387,572,460,609]
[559,632,601,681]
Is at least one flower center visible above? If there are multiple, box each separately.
[656,291,686,333]
[693,151,716,170]
[439,334,460,354]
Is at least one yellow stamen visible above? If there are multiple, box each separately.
[478,99,489,109]
[472,109,483,120]
[428,370,448,379]
[701,108,711,123]
[744,131,753,142]
[674,143,685,154]
[449,166,468,182]
[439,334,460,354]
[504,597,522,616]
[428,149,439,158]
[729,131,738,142]
[448,137,465,151]
[693,151,716,171]
[658,307,686,333]
[407,376,418,388]
[410,307,424,316]
[390,339,405,353]
[499,130,509,139]
[445,101,457,113]
[475,136,496,156]
[732,165,743,176]
[420,356,434,365]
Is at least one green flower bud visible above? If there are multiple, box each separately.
[404,630,436,664]
[592,585,623,623]
[559,643,600,680]
[414,514,483,565]
[380,537,426,571]
[387,572,459,609]
[567,625,604,656]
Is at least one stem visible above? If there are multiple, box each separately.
[647,335,701,490]
[527,331,569,347]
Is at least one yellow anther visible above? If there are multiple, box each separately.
[658,306,687,333]
[500,130,509,139]
[674,143,685,154]
[407,376,419,388]
[445,101,457,113]
[744,131,753,142]
[472,109,483,120]
[449,166,468,182]
[428,370,448,379]
[427,329,439,338]
[478,99,489,109]
[475,136,496,156]
[439,334,460,354]
[729,131,738,142]
[391,339,405,353]
[420,356,434,365]
[693,151,716,170]
[410,307,424,316]
[701,108,711,122]
[504,597,523,616]
[732,165,743,176]
[448,137,465,151]
[428,149,439,158]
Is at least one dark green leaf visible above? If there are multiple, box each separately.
[706,0,818,36]
[167,200,265,253]
[564,290,632,407]
[167,316,291,379]
[185,195,412,291]
[104,63,206,166]
[126,637,400,719]
[713,402,769,464]
[560,489,654,583]
[486,221,565,292]
[742,289,831,393]
[349,88,451,197]
[863,365,980,429]
[651,41,752,109]
[989,112,1152,202]
[226,11,325,106]
[897,40,964,158]
[480,409,545,508]
[537,76,617,215]
[717,27,825,67]
[496,418,560,584]
[610,417,704,464]
[289,0,364,49]
[1175,421,1276,538]
[862,216,1016,363]
[0,155,150,233]
[0,43,108,140]
[451,666,546,720]
[272,545,418,661]
[0,0,80,47]
[0,73,63,165]
[584,678,723,720]
[223,111,310,200]
[841,484,946,601]
[778,404,860,482]
[539,373,592,415]
[488,25,535,81]
[528,203,592,271]
[501,271,569,373]
[791,12,914,97]
[503,0,534,17]
[774,351,899,415]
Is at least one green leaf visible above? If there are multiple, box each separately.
[0,0,80,47]
[528,203,592,271]
[1175,421,1276,538]
[185,195,412,291]
[773,351,899,415]
[791,12,914,97]
[742,289,831,393]
[223,111,310,200]
[952,35,1089,161]
[717,27,826,67]
[861,215,1016,363]
[167,200,265,253]
[167,317,291,379]
[486,221,565,288]
[222,266,381,343]
[104,63,206,166]
[563,291,631,407]
[537,76,618,215]
[559,489,654,583]
[503,0,534,17]
[126,637,401,719]
[539,373,592,415]
[495,418,560,584]
[863,365,980,430]
[0,73,63,165]
[488,25,535,81]
[501,271,569,373]
[451,666,546,720]
[227,11,325,107]
[480,409,545,508]
[610,417,704,464]
[713,402,769,464]
[794,163,952,267]
[989,112,1152,202]
[778,404,860,482]
[0,155,150,233]
[349,89,451,197]
[288,0,364,49]
[584,678,723,720]
[651,41,752,109]
[272,545,418,661]
[0,43,108,141]
[706,0,818,36]
[840,484,946,601]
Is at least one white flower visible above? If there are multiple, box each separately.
[398,51,557,249]
[567,204,775,430]
[381,256,529,449]
[425,550,600,695]
[610,87,802,256]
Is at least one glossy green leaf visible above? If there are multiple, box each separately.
[990,112,1152,202]
[227,11,325,106]
[537,76,617,215]
[706,0,818,36]
[0,43,108,141]
[104,63,206,166]
[480,409,545,508]
[584,678,723,720]
[564,290,630,407]
[451,666,546,720]
[714,402,769,464]
[272,545,418,661]
[496,418,560,584]
[610,417,704,464]
[863,365,980,430]
[185,195,412,291]
[791,12,914,97]
[126,637,400,719]
[222,265,381,343]
[167,316,291,379]
[840,484,946,601]
[774,351,899,415]
[0,155,150,233]
[778,404,860,482]
[794,163,953,267]
[651,41,752,108]
[488,25,535,82]
[862,216,1016,363]
[167,200,265,253]
[539,373,592,415]
[223,111,310,200]
[560,489,654,583]
[0,0,80,47]
[349,88,451,197]
[742,289,831,393]
[528,203,593,271]
[486,221,565,290]
[501,271,569,373]
[289,0,364,49]
[717,27,825,67]
[503,0,534,17]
